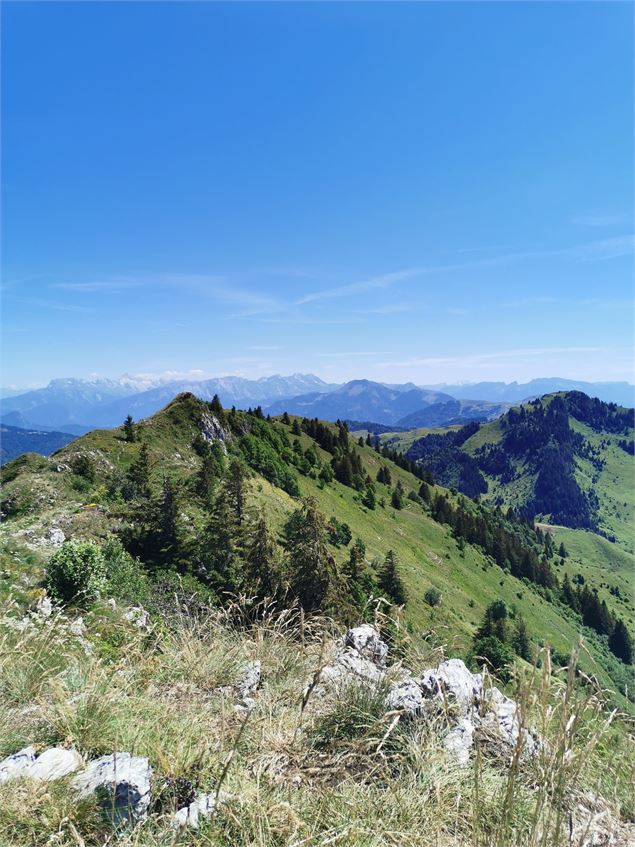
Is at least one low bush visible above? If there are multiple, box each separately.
[46,540,108,605]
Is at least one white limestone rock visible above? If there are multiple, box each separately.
[123,606,150,631]
[344,624,388,666]
[73,752,152,825]
[173,790,231,830]
[70,616,87,637]
[27,748,82,781]
[236,660,261,700]
[420,659,483,715]
[0,747,36,783]
[320,649,385,688]
[482,686,540,757]
[444,718,475,765]
[48,528,66,546]
[385,677,424,717]
[36,595,53,618]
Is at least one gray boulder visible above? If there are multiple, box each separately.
[0,747,36,783]
[27,748,83,781]
[320,649,385,688]
[73,752,152,825]
[48,527,66,546]
[481,686,540,757]
[420,659,483,715]
[123,606,150,631]
[443,718,475,765]
[344,624,388,666]
[385,677,424,717]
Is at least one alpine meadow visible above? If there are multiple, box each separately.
[1,2,634,846]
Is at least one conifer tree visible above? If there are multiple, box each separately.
[362,484,376,510]
[342,538,376,611]
[391,486,403,510]
[202,478,242,596]
[245,509,283,603]
[608,618,633,664]
[196,452,218,505]
[419,480,431,503]
[123,414,136,443]
[378,550,407,606]
[156,476,185,568]
[512,614,531,661]
[283,497,339,612]
[128,442,151,499]
[282,411,291,425]
[210,394,223,415]
[225,457,249,527]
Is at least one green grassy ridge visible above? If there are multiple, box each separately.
[1,394,633,711]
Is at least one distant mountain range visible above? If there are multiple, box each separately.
[422,378,635,407]
[1,374,632,440]
[0,374,336,431]
[0,423,77,465]
[266,380,510,427]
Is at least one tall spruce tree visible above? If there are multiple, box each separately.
[378,550,407,606]
[202,478,242,597]
[128,442,151,499]
[512,615,531,661]
[123,414,136,443]
[608,618,633,664]
[245,509,283,603]
[343,538,375,611]
[283,497,339,612]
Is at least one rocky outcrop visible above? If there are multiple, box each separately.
[200,413,229,453]
[73,752,152,825]
[344,624,388,666]
[236,660,262,700]
[318,626,390,690]
[123,606,151,631]
[385,677,425,717]
[420,658,483,714]
[315,627,539,766]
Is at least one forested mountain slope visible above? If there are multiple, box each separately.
[403,393,634,541]
[1,393,632,711]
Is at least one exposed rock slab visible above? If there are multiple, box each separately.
[27,748,83,781]
[420,659,483,715]
[0,747,36,783]
[73,752,152,825]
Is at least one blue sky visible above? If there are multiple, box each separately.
[2,1,633,389]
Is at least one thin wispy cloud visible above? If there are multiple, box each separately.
[317,351,394,358]
[378,345,631,370]
[249,344,283,351]
[51,274,283,315]
[294,235,634,305]
[296,268,427,305]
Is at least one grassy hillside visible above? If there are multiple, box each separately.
[1,393,633,714]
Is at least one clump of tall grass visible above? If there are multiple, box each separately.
[0,593,632,847]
